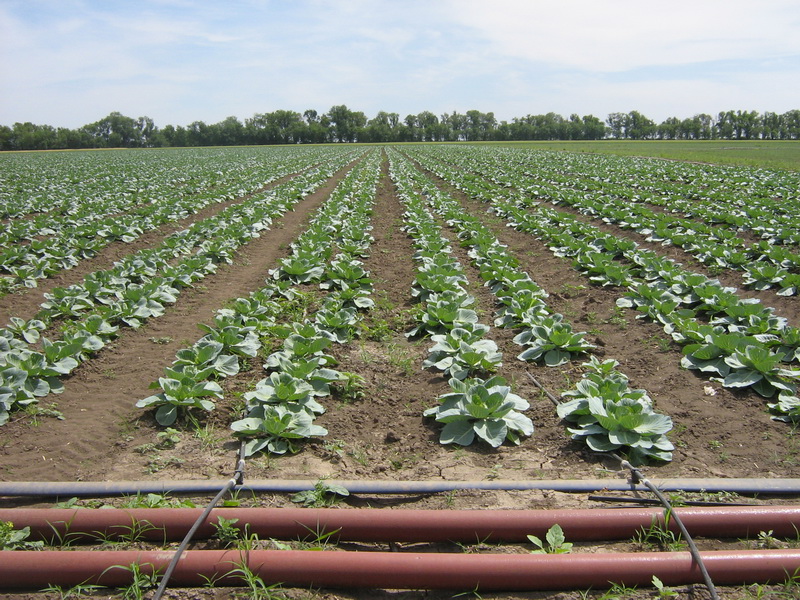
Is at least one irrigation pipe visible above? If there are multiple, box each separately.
[5,477,800,498]
[2,548,800,591]
[6,505,800,544]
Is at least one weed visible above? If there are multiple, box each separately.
[92,518,164,548]
[633,512,686,552]
[453,534,493,554]
[24,402,64,425]
[103,562,160,600]
[212,516,242,548]
[643,334,672,352]
[452,584,484,599]
[145,455,185,474]
[605,306,628,330]
[120,492,195,509]
[443,489,458,508]
[755,529,785,549]
[386,342,416,376]
[597,581,638,600]
[359,317,392,341]
[193,421,224,450]
[44,516,85,548]
[335,371,366,403]
[347,444,370,466]
[388,451,419,471]
[651,575,679,598]
[557,283,586,298]
[235,531,266,552]
[485,463,502,480]
[323,439,346,458]
[0,520,44,550]
[693,489,743,504]
[156,427,181,448]
[40,582,103,599]
[148,336,173,344]
[296,523,341,550]
[226,559,284,599]
[133,443,157,455]
[291,480,349,507]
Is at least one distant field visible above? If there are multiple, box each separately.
[496,140,800,171]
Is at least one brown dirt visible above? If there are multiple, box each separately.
[0,151,798,600]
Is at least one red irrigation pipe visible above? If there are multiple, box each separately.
[4,505,800,543]
[1,548,800,591]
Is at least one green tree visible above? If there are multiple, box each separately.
[782,109,800,139]
[326,104,366,142]
[625,110,655,139]
[658,116,681,139]
[606,112,626,138]
[186,120,210,146]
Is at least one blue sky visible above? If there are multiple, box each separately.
[2,0,799,128]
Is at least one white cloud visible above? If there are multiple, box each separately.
[1,0,798,128]
[445,0,800,72]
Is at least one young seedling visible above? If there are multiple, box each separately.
[652,575,679,598]
[527,524,572,554]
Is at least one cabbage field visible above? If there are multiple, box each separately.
[1,144,800,598]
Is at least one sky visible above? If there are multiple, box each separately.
[1,0,799,129]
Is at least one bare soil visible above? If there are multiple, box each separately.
[1,151,798,600]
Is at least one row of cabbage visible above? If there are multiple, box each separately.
[0,150,362,425]
[403,146,800,423]
[514,153,800,294]
[413,146,800,296]
[390,149,673,464]
[517,151,799,237]
[138,149,383,457]
[388,151,534,449]
[0,147,347,292]
[546,152,800,240]
[427,146,800,246]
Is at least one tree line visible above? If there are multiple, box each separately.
[2,106,799,151]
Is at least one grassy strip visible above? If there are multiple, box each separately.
[487,140,800,171]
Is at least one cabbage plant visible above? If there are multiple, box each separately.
[424,376,534,447]
[231,404,328,457]
[514,315,595,367]
[557,358,673,465]
[423,326,502,380]
[136,372,223,426]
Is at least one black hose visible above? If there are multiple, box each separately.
[526,371,561,406]
[619,457,720,600]
[151,441,247,600]
[587,495,753,507]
